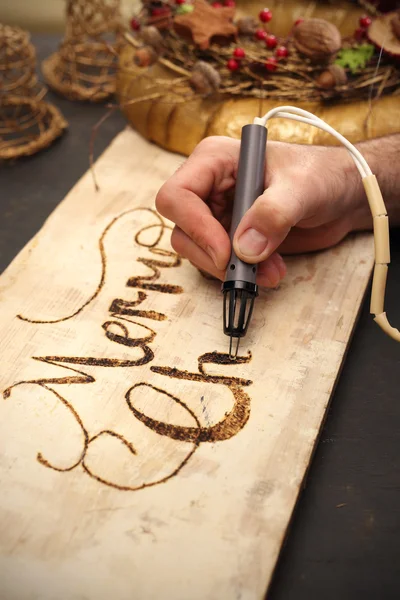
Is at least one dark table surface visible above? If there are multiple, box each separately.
[1,35,399,600]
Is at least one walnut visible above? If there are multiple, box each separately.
[293,18,342,61]
[316,64,347,89]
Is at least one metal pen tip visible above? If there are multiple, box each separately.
[229,335,240,361]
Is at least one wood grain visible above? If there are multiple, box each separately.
[0,128,374,600]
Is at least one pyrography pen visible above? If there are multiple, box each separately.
[222,123,267,360]
[223,105,400,359]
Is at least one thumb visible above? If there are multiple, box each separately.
[233,184,308,264]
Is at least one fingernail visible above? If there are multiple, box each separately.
[237,228,268,258]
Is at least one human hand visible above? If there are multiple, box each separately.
[156,136,369,288]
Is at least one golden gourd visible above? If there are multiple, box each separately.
[117,0,400,156]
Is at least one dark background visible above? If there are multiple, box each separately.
[1,36,399,600]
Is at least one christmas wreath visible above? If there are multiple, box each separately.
[117,0,400,154]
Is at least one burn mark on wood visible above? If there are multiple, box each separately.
[4,208,254,492]
[17,208,182,324]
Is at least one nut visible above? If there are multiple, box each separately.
[190,71,213,94]
[192,61,221,91]
[134,46,158,67]
[237,16,258,36]
[141,25,164,51]
[293,18,342,61]
[316,71,335,89]
[316,64,347,89]
[328,64,347,85]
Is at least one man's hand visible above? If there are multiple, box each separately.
[156,135,370,288]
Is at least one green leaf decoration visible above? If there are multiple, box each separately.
[176,4,194,14]
[335,44,375,74]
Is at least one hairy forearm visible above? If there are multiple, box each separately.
[353,134,400,230]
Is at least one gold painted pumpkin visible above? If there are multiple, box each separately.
[117,0,400,156]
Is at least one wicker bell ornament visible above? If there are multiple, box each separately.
[0,24,67,160]
[42,0,125,102]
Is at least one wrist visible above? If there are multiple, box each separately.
[333,145,373,232]
[355,136,400,229]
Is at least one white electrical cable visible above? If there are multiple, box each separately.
[253,105,400,342]
[254,105,372,179]
[272,113,366,178]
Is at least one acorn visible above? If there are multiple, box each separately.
[190,61,221,95]
[134,45,159,67]
[316,64,347,89]
[237,16,258,36]
[141,25,164,51]
[190,71,214,94]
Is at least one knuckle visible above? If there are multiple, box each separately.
[256,198,294,234]
[188,224,208,251]
[195,136,225,153]
[193,135,237,160]
[170,227,183,255]
[155,183,173,217]
[271,208,293,233]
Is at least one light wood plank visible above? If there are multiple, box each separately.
[0,128,373,600]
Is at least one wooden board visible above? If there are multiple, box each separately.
[0,129,374,600]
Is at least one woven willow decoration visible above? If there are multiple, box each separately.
[42,0,124,102]
[0,24,67,160]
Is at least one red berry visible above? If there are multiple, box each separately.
[275,45,289,58]
[130,17,141,31]
[227,58,240,71]
[265,34,277,49]
[294,18,304,26]
[354,27,366,41]
[259,8,272,23]
[175,0,186,4]
[233,47,246,59]
[359,15,372,28]
[255,29,267,41]
[224,0,236,5]
[265,57,278,72]
[212,2,223,6]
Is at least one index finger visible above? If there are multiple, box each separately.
[155,136,240,270]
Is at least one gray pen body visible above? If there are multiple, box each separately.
[224,123,267,285]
